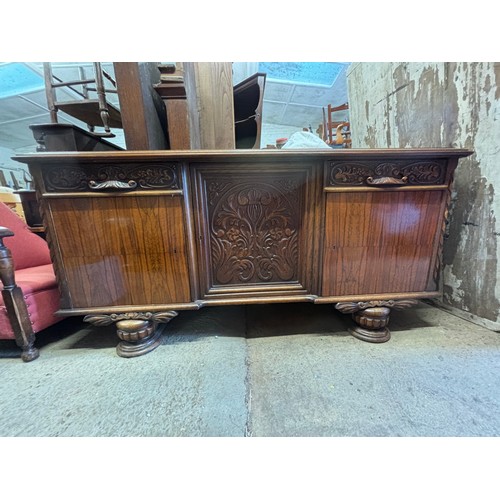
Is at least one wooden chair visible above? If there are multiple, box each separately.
[324,102,351,148]
[43,62,122,137]
[0,202,62,361]
[332,121,352,148]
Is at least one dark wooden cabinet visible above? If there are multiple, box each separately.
[14,148,472,356]
[30,123,123,153]
[191,160,320,297]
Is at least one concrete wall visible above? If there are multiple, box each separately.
[347,62,500,330]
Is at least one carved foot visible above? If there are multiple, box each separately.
[84,311,178,358]
[351,307,391,343]
[335,300,418,344]
[115,319,162,358]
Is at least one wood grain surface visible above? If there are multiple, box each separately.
[13,149,472,315]
[322,190,445,296]
[48,195,191,307]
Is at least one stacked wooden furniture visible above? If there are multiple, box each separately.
[154,63,191,150]
[233,73,266,149]
[155,63,266,150]
[30,123,124,153]
[14,147,471,358]
[113,63,169,150]
[43,62,122,137]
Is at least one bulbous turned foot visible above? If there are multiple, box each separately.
[115,319,162,358]
[335,299,419,344]
[350,306,391,343]
[84,310,179,358]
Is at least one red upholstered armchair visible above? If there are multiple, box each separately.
[0,202,62,361]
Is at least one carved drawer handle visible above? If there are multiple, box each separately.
[88,180,138,190]
[366,176,408,186]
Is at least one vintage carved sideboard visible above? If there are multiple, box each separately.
[14,148,472,357]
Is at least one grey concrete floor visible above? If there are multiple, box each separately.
[1,301,499,437]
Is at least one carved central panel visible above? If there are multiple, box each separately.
[203,174,304,287]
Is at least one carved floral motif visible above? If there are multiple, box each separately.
[83,311,178,326]
[328,160,445,186]
[44,163,180,191]
[335,299,418,314]
[207,179,302,285]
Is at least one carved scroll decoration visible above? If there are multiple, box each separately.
[328,160,446,186]
[207,179,302,285]
[44,163,180,191]
[83,311,178,326]
[335,299,419,314]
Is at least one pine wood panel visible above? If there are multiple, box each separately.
[322,190,445,296]
[183,62,235,149]
[165,99,190,149]
[48,195,191,307]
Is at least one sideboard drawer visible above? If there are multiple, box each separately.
[40,161,182,193]
[325,158,449,188]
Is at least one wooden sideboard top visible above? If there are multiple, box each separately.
[14,148,474,164]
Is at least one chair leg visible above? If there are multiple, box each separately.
[0,229,39,362]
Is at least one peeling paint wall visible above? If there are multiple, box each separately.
[347,62,500,329]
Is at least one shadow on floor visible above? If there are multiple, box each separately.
[245,302,352,338]
[0,316,116,360]
[0,302,437,360]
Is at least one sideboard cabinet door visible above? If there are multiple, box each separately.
[191,162,320,299]
[322,190,446,296]
[47,194,192,308]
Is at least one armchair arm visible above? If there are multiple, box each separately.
[0,226,15,288]
[0,225,39,361]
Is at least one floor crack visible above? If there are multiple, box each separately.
[243,305,253,437]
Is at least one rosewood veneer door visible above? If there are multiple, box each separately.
[48,195,191,308]
[192,163,319,298]
[322,190,446,297]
